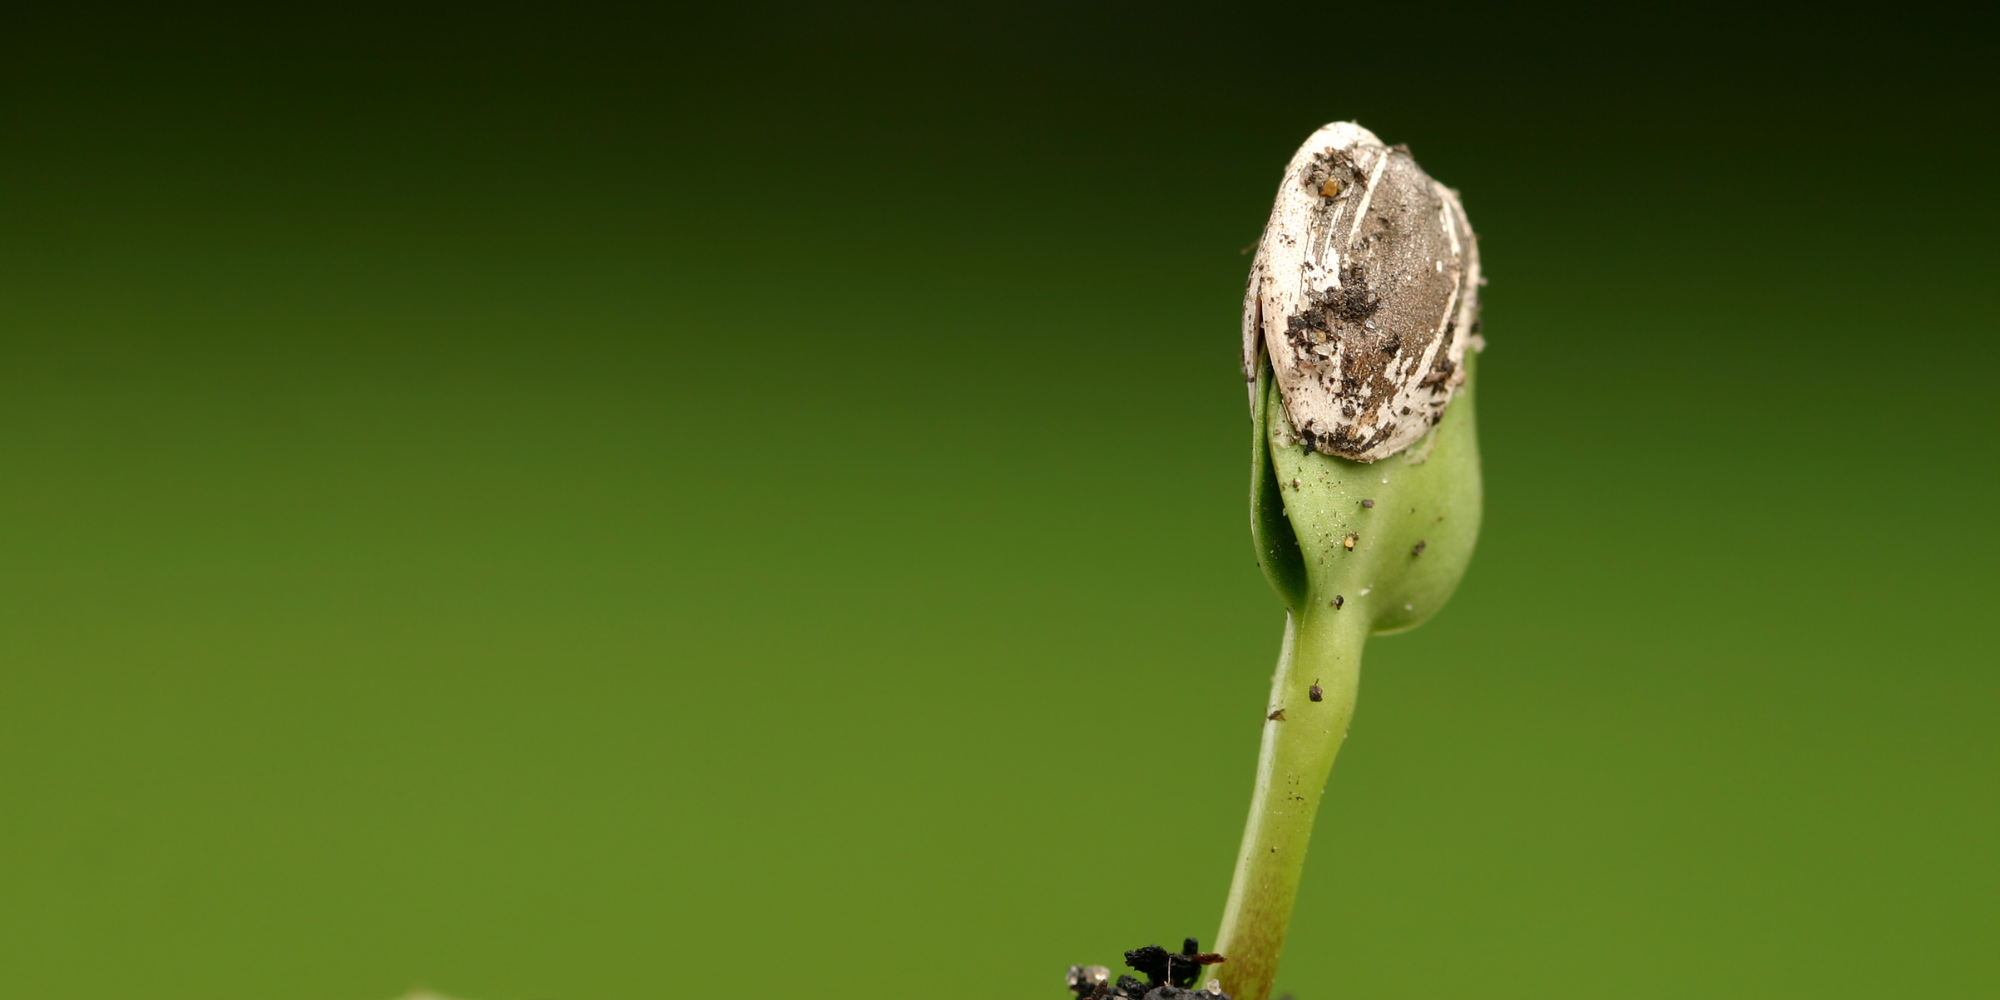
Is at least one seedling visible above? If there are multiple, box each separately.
[1065,122,1484,1000]
[1221,120,1484,1000]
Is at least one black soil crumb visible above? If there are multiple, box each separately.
[1411,540,1427,556]
[1361,499,1374,508]
[1309,684,1324,702]
[1068,939,1230,999]
[1329,595,1343,610]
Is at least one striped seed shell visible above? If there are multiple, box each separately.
[1242,122,1482,462]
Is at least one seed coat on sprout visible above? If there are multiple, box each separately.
[1242,122,1482,463]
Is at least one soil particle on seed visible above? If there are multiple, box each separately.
[1329,595,1344,609]
[1301,147,1364,197]
[1412,540,1427,556]
[1309,683,1324,702]
[1361,499,1374,508]
[1342,532,1358,550]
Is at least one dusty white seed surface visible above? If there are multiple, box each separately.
[1242,122,1483,462]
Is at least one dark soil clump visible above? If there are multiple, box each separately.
[1066,938,1230,999]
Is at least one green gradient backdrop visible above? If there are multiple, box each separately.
[2,4,1994,998]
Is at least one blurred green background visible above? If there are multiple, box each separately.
[2,3,1994,997]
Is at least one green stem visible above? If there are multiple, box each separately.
[1215,351,1480,999]
[1212,604,1368,1000]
